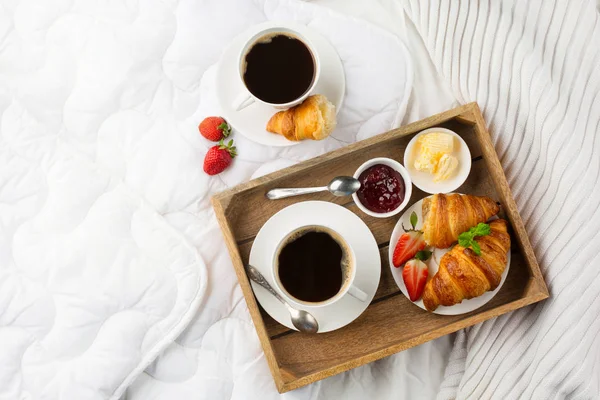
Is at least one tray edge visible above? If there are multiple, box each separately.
[211,102,550,393]
[211,197,287,392]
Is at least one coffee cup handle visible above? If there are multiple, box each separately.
[233,92,254,111]
[347,285,368,302]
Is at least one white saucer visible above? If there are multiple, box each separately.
[249,201,380,332]
[216,21,346,147]
[403,127,472,194]
[388,196,511,315]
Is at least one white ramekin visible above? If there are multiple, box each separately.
[352,157,412,218]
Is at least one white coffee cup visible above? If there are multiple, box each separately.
[233,25,321,111]
[271,225,368,308]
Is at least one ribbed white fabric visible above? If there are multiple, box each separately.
[402,0,600,398]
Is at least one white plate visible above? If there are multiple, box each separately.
[249,201,380,332]
[216,22,345,147]
[403,127,472,194]
[388,196,511,315]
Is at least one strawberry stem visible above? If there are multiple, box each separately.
[402,211,421,232]
[218,122,231,137]
[415,250,432,261]
[218,138,237,158]
[410,211,418,229]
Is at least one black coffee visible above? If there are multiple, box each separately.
[277,227,349,303]
[243,34,315,104]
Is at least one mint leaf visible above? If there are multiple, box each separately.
[415,250,432,261]
[457,223,490,255]
[473,223,490,237]
[410,211,418,230]
[458,232,472,247]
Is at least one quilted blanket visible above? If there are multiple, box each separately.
[0,0,213,397]
[1,0,453,399]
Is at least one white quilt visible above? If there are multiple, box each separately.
[0,0,456,399]
[0,0,213,398]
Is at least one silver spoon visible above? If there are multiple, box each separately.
[245,265,319,334]
[266,176,361,200]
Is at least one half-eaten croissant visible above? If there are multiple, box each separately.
[266,94,336,141]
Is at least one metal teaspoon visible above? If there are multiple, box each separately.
[245,265,319,334]
[265,176,360,200]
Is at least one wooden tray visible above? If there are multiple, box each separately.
[212,103,549,393]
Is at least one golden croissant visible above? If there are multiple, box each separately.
[266,94,336,141]
[422,219,511,311]
[422,193,500,248]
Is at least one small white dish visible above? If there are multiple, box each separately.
[388,196,511,315]
[216,21,345,147]
[249,201,381,332]
[403,127,472,194]
[352,157,412,218]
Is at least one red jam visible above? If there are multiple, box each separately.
[357,164,405,213]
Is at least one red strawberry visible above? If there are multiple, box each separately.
[402,251,431,301]
[392,231,426,268]
[392,211,426,268]
[203,139,237,175]
[199,117,231,141]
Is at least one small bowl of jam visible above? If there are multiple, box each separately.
[352,157,412,218]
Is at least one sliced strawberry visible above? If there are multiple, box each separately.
[402,257,429,301]
[392,231,425,267]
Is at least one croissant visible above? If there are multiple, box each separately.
[422,219,511,311]
[422,193,500,248]
[266,94,336,141]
